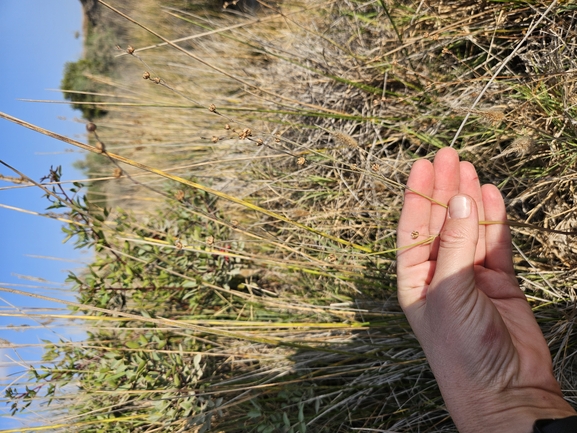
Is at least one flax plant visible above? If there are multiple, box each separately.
[3,0,577,432]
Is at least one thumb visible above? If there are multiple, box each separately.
[430,195,479,293]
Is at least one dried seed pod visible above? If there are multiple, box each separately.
[142,71,151,80]
[255,138,264,146]
[238,128,252,140]
[152,77,161,84]
[326,254,337,263]
[206,235,214,246]
[86,122,97,132]
[371,163,380,172]
[126,45,135,54]
[224,124,231,130]
[113,167,122,178]
[296,157,306,166]
[95,141,105,154]
[208,104,217,113]
[175,190,185,201]
[211,136,219,143]
[175,239,183,250]
[411,231,419,239]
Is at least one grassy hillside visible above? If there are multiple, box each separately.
[4,0,577,431]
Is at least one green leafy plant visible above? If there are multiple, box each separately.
[61,30,116,119]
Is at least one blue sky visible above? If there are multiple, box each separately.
[0,0,86,429]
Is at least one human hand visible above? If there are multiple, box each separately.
[396,148,575,433]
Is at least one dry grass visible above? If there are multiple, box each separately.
[3,0,577,431]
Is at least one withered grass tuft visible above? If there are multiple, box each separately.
[3,0,577,432]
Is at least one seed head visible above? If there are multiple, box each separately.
[238,128,252,140]
[206,235,214,246]
[491,136,535,160]
[510,136,534,153]
[127,45,135,54]
[333,132,359,149]
[479,108,505,125]
[113,167,122,178]
[211,136,219,143]
[142,71,151,80]
[208,104,217,113]
[371,163,380,172]
[255,138,264,146]
[152,77,161,84]
[225,124,231,130]
[297,157,306,166]
[86,122,97,132]
[292,209,309,218]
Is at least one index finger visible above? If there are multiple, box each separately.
[397,158,434,269]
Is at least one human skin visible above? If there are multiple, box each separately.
[396,148,576,433]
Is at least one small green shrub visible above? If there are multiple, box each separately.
[61,30,116,119]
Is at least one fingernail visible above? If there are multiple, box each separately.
[448,195,471,219]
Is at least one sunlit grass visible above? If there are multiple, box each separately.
[2,0,577,431]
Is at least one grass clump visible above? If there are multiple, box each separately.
[4,0,577,431]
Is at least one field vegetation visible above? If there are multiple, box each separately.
[3,0,577,431]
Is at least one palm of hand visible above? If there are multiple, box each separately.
[396,148,574,432]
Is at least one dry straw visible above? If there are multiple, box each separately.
[4,0,577,430]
